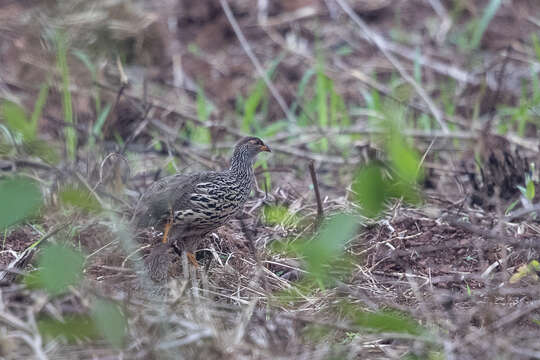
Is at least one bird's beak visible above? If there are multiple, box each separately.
[259,144,271,152]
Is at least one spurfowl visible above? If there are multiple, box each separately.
[133,136,271,281]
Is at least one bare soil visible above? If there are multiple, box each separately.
[1,0,540,359]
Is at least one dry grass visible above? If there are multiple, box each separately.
[1,0,540,359]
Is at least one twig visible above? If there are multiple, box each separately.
[308,161,324,221]
[97,152,131,189]
[344,33,474,86]
[220,0,296,123]
[334,0,448,133]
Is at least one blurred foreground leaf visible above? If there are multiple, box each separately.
[28,244,85,295]
[56,32,77,161]
[1,101,35,140]
[0,177,42,230]
[92,299,126,348]
[354,310,423,335]
[292,214,359,286]
[38,315,98,343]
[353,162,422,218]
[353,164,387,218]
[59,186,102,213]
[23,139,60,164]
[353,102,423,218]
[388,133,422,185]
[39,300,127,348]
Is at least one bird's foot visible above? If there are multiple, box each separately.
[186,252,199,267]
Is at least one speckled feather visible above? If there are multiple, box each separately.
[133,137,269,251]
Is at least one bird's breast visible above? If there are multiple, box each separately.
[172,182,251,229]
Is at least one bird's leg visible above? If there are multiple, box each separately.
[162,222,172,244]
[171,243,198,267]
[162,209,174,244]
[186,252,199,267]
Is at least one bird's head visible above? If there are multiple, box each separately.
[234,136,271,160]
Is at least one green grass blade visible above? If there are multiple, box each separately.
[56,32,77,161]
[88,102,111,149]
[315,66,328,129]
[242,55,283,134]
[243,80,265,133]
[73,49,101,113]
[470,0,502,50]
[30,82,49,139]
[532,34,540,62]
[93,103,111,138]
[72,49,96,77]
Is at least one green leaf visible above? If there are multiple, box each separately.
[0,177,42,230]
[196,86,213,122]
[188,86,212,144]
[73,49,101,114]
[354,310,423,335]
[88,103,111,149]
[165,159,177,175]
[505,200,519,215]
[35,244,85,295]
[59,186,102,213]
[316,66,329,128]
[38,315,98,343]
[262,205,298,227]
[392,83,414,102]
[243,80,266,133]
[1,101,33,140]
[315,63,329,152]
[92,299,126,348]
[532,34,540,62]
[526,178,535,201]
[510,260,540,284]
[93,103,111,137]
[30,82,49,137]
[293,214,359,285]
[353,164,388,218]
[23,139,60,164]
[72,49,96,78]
[388,131,422,184]
[56,32,77,161]
[469,0,502,50]
[242,55,282,133]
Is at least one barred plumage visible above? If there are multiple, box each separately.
[133,136,270,280]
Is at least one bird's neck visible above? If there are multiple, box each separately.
[229,150,254,185]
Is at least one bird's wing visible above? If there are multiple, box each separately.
[133,172,219,227]
[134,173,192,227]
